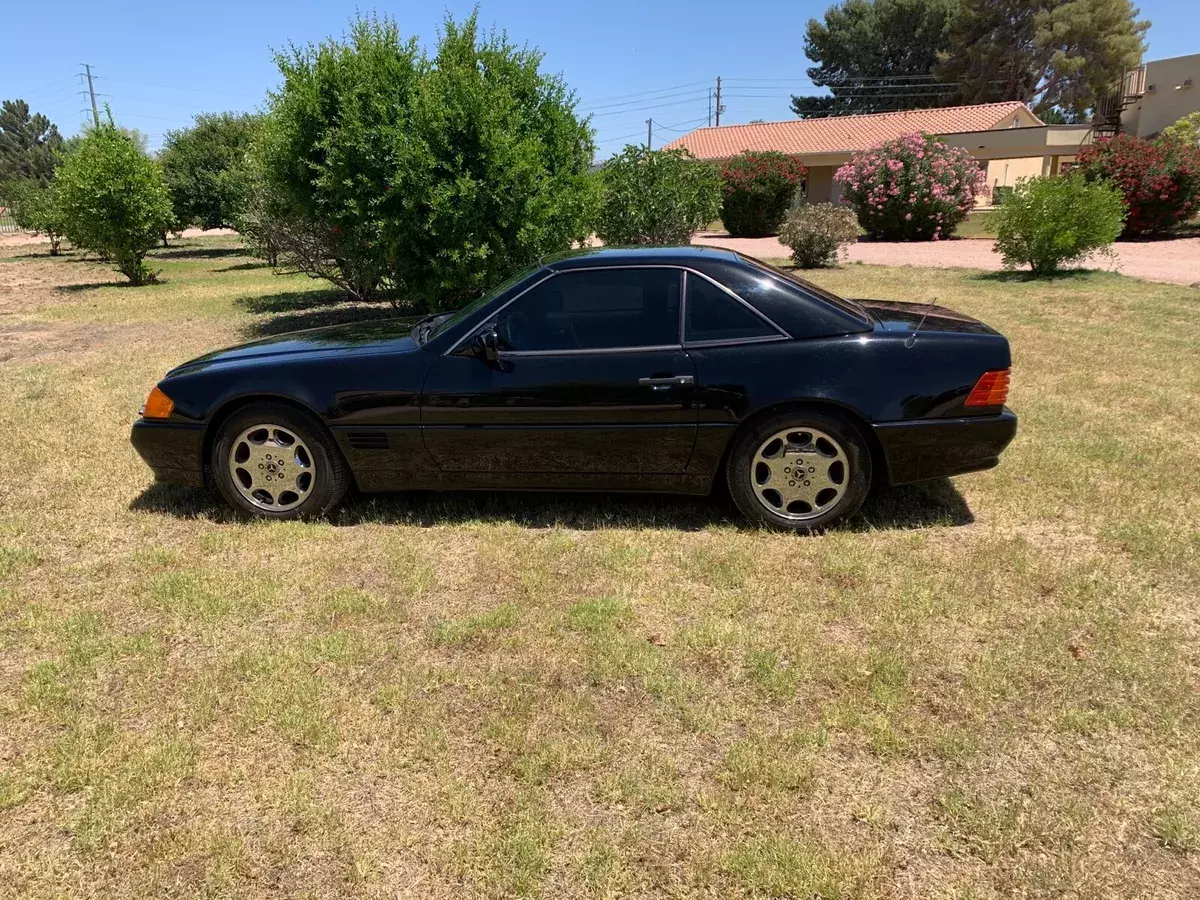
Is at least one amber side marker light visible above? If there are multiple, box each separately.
[965,368,1011,407]
[141,386,175,420]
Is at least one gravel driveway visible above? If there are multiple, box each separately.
[693,232,1200,286]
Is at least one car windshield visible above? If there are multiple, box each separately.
[738,254,871,321]
[425,265,544,342]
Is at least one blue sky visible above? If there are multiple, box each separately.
[4,0,1195,157]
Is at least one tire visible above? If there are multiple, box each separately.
[211,402,350,521]
[725,409,871,533]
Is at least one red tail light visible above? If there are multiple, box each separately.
[965,369,1010,407]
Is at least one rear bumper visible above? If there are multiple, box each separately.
[873,410,1017,485]
[130,421,206,487]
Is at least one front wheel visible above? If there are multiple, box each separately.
[212,403,350,520]
[726,410,871,533]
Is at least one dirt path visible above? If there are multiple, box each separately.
[693,231,1200,286]
[0,226,237,250]
[0,250,135,363]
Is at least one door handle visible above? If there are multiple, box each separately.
[638,375,695,390]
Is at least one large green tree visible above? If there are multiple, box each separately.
[936,0,1148,120]
[791,0,958,118]
[257,11,595,308]
[55,120,174,285]
[160,112,263,229]
[0,100,63,185]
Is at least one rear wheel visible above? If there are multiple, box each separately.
[726,410,871,533]
[212,403,349,520]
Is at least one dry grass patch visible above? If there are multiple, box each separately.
[0,239,1198,897]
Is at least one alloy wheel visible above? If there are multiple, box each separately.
[227,423,316,512]
[750,426,849,521]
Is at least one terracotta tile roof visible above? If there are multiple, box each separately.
[661,102,1040,159]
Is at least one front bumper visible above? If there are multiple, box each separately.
[873,410,1017,486]
[130,420,206,486]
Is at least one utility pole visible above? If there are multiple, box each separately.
[708,89,713,127]
[715,76,724,127]
[82,64,100,127]
[646,118,653,150]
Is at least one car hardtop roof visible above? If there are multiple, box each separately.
[542,245,742,270]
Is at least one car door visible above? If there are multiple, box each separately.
[420,266,698,474]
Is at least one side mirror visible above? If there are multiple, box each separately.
[474,327,499,363]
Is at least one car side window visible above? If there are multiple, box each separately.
[685,273,779,344]
[493,268,681,352]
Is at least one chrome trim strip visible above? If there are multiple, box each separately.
[681,269,690,346]
[499,344,682,358]
[443,263,790,356]
[683,334,790,349]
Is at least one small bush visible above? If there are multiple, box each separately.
[1161,112,1200,147]
[993,174,1125,277]
[778,202,860,268]
[835,132,986,241]
[54,120,173,284]
[594,145,722,246]
[9,179,67,255]
[1074,133,1200,236]
[719,151,807,237]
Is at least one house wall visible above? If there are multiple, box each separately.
[805,166,836,202]
[984,155,1046,195]
[1123,54,1200,137]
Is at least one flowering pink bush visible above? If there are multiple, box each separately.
[835,133,987,241]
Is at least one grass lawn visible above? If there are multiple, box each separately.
[1,238,1198,899]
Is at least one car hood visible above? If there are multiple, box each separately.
[170,316,424,373]
[853,298,999,336]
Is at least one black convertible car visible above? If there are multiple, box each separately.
[131,247,1016,532]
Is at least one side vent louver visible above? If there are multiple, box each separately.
[347,431,390,451]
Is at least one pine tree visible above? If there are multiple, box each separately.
[0,100,63,185]
[791,0,958,118]
[936,0,1149,120]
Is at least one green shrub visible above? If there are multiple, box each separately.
[1162,111,1200,147]
[226,152,282,267]
[160,112,263,230]
[778,201,860,268]
[54,121,173,284]
[594,145,721,246]
[9,179,67,255]
[719,151,807,237]
[257,12,595,308]
[993,174,1125,277]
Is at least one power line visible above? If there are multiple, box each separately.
[595,128,650,144]
[654,116,710,133]
[13,83,79,105]
[726,74,954,84]
[98,77,262,101]
[579,80,710,106]
[587,96,709,119]
[579,88,709,113]
[728,90,961,100]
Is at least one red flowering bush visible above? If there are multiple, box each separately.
[1074,134,1200,237]
[835,133,986,241]
[720,151,807,237]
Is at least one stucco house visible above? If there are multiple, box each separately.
[662,101,1093,207]
[1102,53,1200,138]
